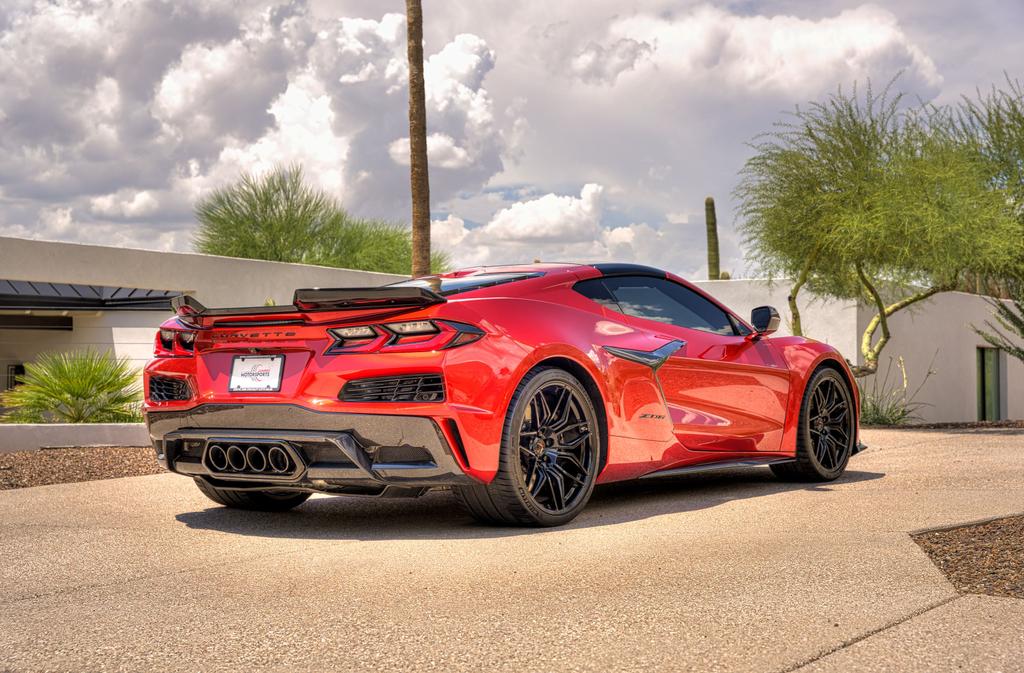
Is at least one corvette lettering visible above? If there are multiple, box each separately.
[210,331,297,341]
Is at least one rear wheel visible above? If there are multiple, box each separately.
[193,478,311,511]
[771,367,854,482]
[453,367,600,526]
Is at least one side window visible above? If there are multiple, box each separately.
[601,276,737,335]
[573,278,620,310]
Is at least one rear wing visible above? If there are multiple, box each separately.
[170,286,445,323]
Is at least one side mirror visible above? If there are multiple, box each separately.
[750,305,781,336]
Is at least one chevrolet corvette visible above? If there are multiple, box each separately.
[144,263,861,526]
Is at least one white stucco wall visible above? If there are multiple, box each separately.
[694,279,861,358]
[0,237,407,392]
[0,310,166,386]
[857,291,1024,423]
[0,236,405,307]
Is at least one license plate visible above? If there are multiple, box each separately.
[229,355,284,392]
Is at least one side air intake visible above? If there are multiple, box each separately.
[149,375,192,402]
[340,374,445,403]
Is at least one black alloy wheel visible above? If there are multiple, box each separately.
[807,375,852,471]
[517,380,596,513]
[453,367,601,526]
[771,367,855,482]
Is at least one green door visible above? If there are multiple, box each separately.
[977,347,1002,421]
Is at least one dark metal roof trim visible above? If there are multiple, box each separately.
[0,279,179,311]
[591,263,668,278]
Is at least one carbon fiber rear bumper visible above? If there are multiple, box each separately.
[146,404,477,495]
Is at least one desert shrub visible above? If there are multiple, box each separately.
[1,350,142,423]
[858,355,934,426]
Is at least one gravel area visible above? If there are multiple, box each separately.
[0,446,161,490]
[868,419,1024,430]
[913,515,1024,599]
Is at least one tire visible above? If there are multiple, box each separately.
[771,367,854,482]
[193,478,311,512]
[453,367,601,526]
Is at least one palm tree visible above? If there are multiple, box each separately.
[406,0,431,277]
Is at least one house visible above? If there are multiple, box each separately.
[0,237,403,393]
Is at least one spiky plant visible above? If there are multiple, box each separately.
[974,294,1024,363]
[705,196,720,280]
[1,350,142,423]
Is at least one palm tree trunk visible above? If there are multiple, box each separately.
[406,0,431,277]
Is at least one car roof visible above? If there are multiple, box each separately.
[433,262,667,279]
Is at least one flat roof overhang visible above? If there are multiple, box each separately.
[0,279,180,312]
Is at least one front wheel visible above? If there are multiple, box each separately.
[453,367,601,526]
[771,367,854,482]
[193,478,311,511]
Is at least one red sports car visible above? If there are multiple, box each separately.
[144,263,861,526]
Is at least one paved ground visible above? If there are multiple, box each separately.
[1,428,1023,672]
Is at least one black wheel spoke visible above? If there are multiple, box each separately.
[530,467,548,498]
[547,469,567,510]
[549,387,572,428]
[559,431,590,451]
[555,451,587,474]
[551,462,586,487]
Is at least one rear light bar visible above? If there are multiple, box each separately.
[154,326,198,357]
[327,320,483,354]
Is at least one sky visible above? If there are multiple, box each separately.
[1,0,1022,279]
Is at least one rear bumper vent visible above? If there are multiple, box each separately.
[149,376,192,402]
[341,374,445,402]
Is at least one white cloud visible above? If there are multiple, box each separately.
[570,38,652,85]
[90,190,159,218]
[434,183,684,272]
[198,73,350,197]
[576,5,942,93]
[388,133,472,169]
[3,0,1015,277]
[485,183,604,242]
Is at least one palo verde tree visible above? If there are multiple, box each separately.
[193,165,449,274]
[736,81,1022,376]
[962,77,1024,357]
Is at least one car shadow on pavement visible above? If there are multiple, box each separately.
[174,468,885,541]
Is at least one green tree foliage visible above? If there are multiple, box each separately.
[193,165,449,275]
[956,76,1024,223]
[736,81,1022,376]
[1,350,141,423]
[975,294,1024,363]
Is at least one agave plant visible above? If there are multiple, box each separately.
[858,354,935,426]
[1,350,142,423]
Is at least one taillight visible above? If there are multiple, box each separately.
[327,320,483,354]
[154,327,199,357]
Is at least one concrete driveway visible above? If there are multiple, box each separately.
[2,428,1023,672]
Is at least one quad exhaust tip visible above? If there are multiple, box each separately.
[226,445,246,471]
[208,444,228,471]
[206,442,293,475]
[268,446,290,473]
[245,446,267,473]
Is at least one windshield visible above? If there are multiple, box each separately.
[388,272,542,296]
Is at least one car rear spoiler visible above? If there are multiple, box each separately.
[170,287,446,321]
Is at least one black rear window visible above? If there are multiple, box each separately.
[388,272,542,297]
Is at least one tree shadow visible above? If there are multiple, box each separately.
[174,468,886,542]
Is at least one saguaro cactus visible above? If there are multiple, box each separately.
[705,196,720,280]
